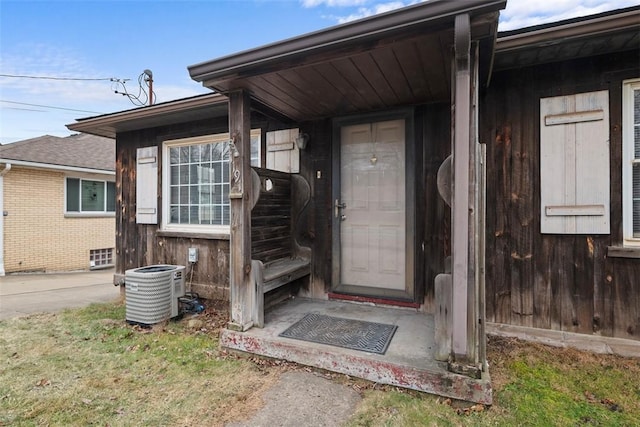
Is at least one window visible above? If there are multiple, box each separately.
[623,79,640,246]
[90,248,114,268]
[162,130,261,232]
[66,178,115,214]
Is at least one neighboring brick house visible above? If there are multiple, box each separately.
[0,133,115,275]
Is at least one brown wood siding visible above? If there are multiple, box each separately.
[419,103,451,307]
[115,114,280,293]
[251,168,293,263]
[299,119,333,294]
[481,50,640,340]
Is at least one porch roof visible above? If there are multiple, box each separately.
[188,0,506,122]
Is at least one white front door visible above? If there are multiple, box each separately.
[335,119,407,295]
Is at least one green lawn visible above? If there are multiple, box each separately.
[1,301,638,426]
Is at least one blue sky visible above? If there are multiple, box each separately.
[1,0,637,144]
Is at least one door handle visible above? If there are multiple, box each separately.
[340,214,347,221]
[334,199,346,218]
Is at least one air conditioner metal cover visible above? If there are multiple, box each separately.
[125,264,186,325]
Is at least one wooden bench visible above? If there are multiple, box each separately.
[250,168,311,327]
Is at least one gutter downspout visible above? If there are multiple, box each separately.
[0,163,11,276]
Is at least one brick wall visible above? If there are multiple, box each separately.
[3,167,115,273]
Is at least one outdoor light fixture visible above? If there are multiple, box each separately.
[295,132,309,150]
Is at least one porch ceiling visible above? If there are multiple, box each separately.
[217,30,455,122]
[189,0,505,122]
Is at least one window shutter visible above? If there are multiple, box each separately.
[266,128,300,173]
[136,146,158,224]
[540,90,610,234]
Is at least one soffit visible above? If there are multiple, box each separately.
[190,0,505,122]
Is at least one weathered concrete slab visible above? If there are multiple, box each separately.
[221,298,492,404]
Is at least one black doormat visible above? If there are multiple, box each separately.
[279,313,397,355]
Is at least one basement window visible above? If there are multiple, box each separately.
[90,248,114,269]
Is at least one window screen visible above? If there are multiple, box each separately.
[633,88,640,237]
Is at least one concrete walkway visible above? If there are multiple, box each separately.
[0,269,120,320]
[228,371,361,427]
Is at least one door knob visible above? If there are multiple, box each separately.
[334,199,347,218]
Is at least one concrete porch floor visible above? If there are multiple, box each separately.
[220,297,492,404]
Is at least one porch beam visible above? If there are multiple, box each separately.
[228,89,254,331]
[452,13,471,358]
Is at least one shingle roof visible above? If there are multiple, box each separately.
[0,133,114,172]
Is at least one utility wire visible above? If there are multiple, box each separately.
[0,100,104,114]
[1,71,154,107]
[112,71,155,106]
[4,107,48,112]
[0,73,119,82]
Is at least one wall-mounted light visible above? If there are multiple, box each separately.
[295,133,309,150]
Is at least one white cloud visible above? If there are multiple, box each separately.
[500,0,640,31]
[333,1,416,23]
[302,0,368,7]
[313,0,638,29]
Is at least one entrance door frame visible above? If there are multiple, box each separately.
[331,108,416,301]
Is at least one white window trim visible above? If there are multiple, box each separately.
[64,176,116,216]
[622,78,640,247]
[161,130,261,234]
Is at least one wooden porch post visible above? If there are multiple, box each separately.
[452,13,472,360]
[228,89,254,331]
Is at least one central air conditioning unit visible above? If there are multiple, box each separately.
[124,264,186,326]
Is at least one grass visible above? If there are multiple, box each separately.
[346,337,640,427]
[1,301,639,426]
[0,301,278,426]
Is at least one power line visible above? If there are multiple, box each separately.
[112,70,155,107]
[0,100,104,114]
[0,73,119,82]
[4,107,48,112]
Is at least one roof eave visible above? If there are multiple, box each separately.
[0,158,115,175]
[66,93,228,138]
[496,7,640,53]
[188,0,507,86]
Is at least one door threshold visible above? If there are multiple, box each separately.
[328,292,420,309]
